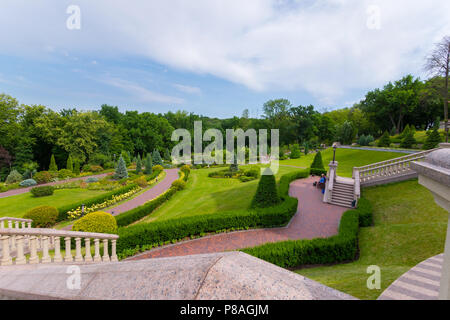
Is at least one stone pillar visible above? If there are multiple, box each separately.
[324,161,338,203]
[411,144,450,300]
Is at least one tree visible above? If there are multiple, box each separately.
[135,154,142,174]
[49,154,58,171]
[425,35,450,142]
[114,155,128,179]
[311,151,325,170]
[22,162,38,179]
[335,121,355,145]
[290,144,301,159]
[144,154,153,175]
[0,146,12,170]
[378,131,391,147]
[164,148,171,162]
[251,169,280,208]
[400,130,416,149]
[66,155,73,172]
[423,127,442,150]
[230,153,239,172]
[73,159,80,176]
[152,149,163,166]
[121,150,131,166]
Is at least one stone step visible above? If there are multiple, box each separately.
[330,199,353,208]
[332,194,354,202]
[333,184,354,191]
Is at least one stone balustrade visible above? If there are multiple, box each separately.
[0,227,119,266]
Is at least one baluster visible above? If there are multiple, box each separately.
[41,236,51,263]
[27,222,31,228]
[74,238,83,262]
[64,237,73,262]
[111,239,118,262]
[84,238,93,262]
[54,236,63,262]
[0,220,4,228]
[29,236,39,264]
[93,239,101,262]
[15,235,26,265]
[102,239,110,262]
[0,236,12,266]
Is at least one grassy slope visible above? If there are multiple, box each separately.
[280,148,407,177]
[0,189,109,218]
[295,179,448,300]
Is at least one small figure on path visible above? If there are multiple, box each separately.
[318,174,326,194]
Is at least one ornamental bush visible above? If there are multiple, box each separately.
[34,171,53,184]
[251,169,280,208]
[135,154,142,174]
[6,169,23,184]
[152,165,164,172]
[310,151,325,171]
[86,177,99,183]
[144,154,153,174]
[30,186,54,197]
[134,176,148,188]
[423,128,442,150]
[72,211,118,234]
[400,130,416,148]
[377,131,391,147]
[58,169,74,179]
[290,144,301,159]
[66,155,73,172]
[171,179,186,190]
[152,149,163,166]
[24,206,58,228]
[89,165,103,173]
[19,179,37,187]
[49,154,58,172]
[114,155,128,179]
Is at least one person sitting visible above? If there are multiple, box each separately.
[318,174,326,194]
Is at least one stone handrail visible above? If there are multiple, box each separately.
[0,217,32,229]
[0,227,118,266]
[328,166,335,192]
[354,173,360,200]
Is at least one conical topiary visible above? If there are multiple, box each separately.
[73,160,80,176]
[164,148,171,162]
[49,154,58,172]
[66,155,73,172]
[251,168,280,208]
[310,151,325,170]
[377,131,391,147]
[152,149,163,166]
[144,153,153,174]
[114,155,128,179]
[400,130,416,148]
[423,128,442,150]
[135,154,142,174]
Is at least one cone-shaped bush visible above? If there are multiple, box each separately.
[400,130,416,148]
[251,168,280,208]
[73,160,80,176]
[144,154,153,174]
[49,154,58,172]
[423,128,442,150]
[135,154,142,174]
[164,148,171,162]
[66,155,73,172]
[114,155,128,179]
[377,131,391,147]
[310,151,325,170]
[152,149,163,166]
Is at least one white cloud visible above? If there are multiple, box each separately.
[173,84,201,95]
[1,0,449,105]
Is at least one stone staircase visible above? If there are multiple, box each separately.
[330,179,355,208]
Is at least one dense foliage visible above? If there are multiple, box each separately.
[72,211,118,234]
[251,170,280,208]
[24,205,59,228]
[30,185,54,197]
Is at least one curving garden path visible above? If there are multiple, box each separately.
[128,176,348,261]
[0,172,111,199]
[105,169,179,216]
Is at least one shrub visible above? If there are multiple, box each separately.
[34,171,53,184]
[49,154,58,172]
[423,128,442,150]
[6,170,23,184]
[24,206,58,228]
[66,155,73,172]
[377,131,391,147]
[357,197,373,227]
[89,165,103,173]
[171,179,186,190]
[72,211,118,234]
[86,177,99,183]
[114,155,128,179]
[239,176,255,182]
[180,164,191,175]
[58,169,74,179]
[310,168,327,176]
[152,165,164,172]
[152,149,163,166]
[310,151,325,171]
[144,154,153,175]
[30,186,54,197]
[135,154,142,174]
[251,169,280,208]
[400,131,416,148]
[244,167,260,179]
[19,179,37,187]
[290,144,301,159]
[134,176,148,188]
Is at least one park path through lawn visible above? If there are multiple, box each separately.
[0,172,111,199]
[128,175,348,260]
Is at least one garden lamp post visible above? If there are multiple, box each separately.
[332,143,337,164]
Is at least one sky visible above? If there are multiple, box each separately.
[0,0,449,118]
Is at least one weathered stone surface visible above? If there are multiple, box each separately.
[0,252,355,300]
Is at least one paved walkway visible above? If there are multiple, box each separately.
[129,176,348,261]
[105,169,179,216]
[338,146,417,154]
[378,254,443,300]
[0,172,111,199]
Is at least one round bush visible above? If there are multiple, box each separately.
[24,206,59,228]
[171,179,186,190]
[30,186,54,197]
[89,165,104,173]
[58,169,75,179]
[134,176,148,188]
[72,211,118,234]
[6,170,23,184]
[19,179,37,187]
[180,164,191,174]
[152,165,164,172]
[86,177,99,183]
[34,171,53,184]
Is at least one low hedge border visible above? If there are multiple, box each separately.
[116,169,310,257]
[241,197,373,269]
[115,169,189,227]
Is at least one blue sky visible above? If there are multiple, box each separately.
[1,0,449,118]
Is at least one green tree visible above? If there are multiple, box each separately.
[152,149,163,166]
[121,150,131,166]
[135,154,142,174]
[377,131,391,147]
[66,155,73,172]
[114,155,128,179]
[73,159,80,176]
[49,154,58,171]
[144,154,153,174]
[311,151,325,170]
[251,169,280,208]
[164,148,171,162]
[423,127,442,149]
[290,144,301,159]
[400,130,416,148]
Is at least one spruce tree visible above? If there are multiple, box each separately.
[49,154,58,172]
[310,151,325,170]
[290,144,301,159]
[73,160,80,176]
[135,154,142,174]
[121,150,131,166]
[423,128,442,150]
[66,155,73,172]
[144,154,153,174]
[164,148,172,162]
[251,168,280,208]
[377,131,391,147]
[152,149,163,166]
[114,155,128,179]
[400,130,416,148]
[304,142,309,155]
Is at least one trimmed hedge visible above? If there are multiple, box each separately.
[56,183,138,221]
[30,186,54,197]
[116,169,310,255]
[310,168,327,176]
[24,206,59,228]
[241,197,374,269]
[73,211,118,234]
[251,171,280,208]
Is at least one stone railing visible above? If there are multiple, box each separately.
[0,226,119,266]
[353,148,438,186]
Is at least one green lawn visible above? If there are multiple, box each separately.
[0,189,109,218]
[280,148,407,177]
[138,165,299,223]
[295,179,448,300]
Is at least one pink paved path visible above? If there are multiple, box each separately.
[0,172,111,199]
[106,169,179,216]
[129,176,348,261]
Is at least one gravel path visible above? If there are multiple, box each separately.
[129,176,347,260]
